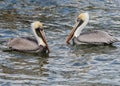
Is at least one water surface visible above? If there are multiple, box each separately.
[0,0,120,86]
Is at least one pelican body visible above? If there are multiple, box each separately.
[7,21,50,53]
[66,12,120,45]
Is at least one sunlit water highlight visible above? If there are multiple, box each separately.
[0,0,120,86]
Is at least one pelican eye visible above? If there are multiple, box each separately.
[77,18,83,22]
[76,18,84,28]
[40,28,43,31]
[77,18,81,22]
[35,28,42,37]
[36,28,43,31]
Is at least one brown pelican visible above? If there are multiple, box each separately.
[66,12,120,45]
[7,21,50,53]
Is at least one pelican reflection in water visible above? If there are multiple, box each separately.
[7,21,50,53]
[66,12,120,45]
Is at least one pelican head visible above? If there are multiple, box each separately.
[31,21,50,53]
[32,21,43,30]
[77,12,89,22]
[66,12,89,44]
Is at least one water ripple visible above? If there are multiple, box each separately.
[0,0,120,86]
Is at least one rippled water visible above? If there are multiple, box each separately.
[0,0,120,86]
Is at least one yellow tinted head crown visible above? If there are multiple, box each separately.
[78,12,89,21]
[32,21,43,29]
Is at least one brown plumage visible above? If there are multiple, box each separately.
[8,37,46,52]
[7,21,50,53]
[73,30,118,45]
[66,12,120,45]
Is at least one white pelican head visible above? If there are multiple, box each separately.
[66,12,89,44]
[31,21,50,53]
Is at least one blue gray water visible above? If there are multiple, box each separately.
[0,0,120,86]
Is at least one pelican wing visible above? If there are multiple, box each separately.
[8,37,39,51]
[76,30,117,44]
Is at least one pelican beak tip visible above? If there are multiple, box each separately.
[66,39,71,44]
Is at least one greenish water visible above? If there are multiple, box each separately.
[0,0,120,86]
